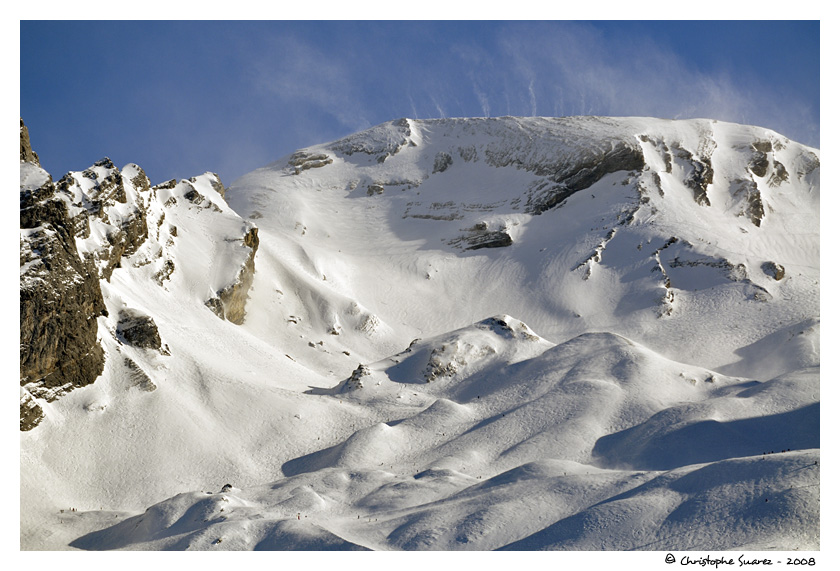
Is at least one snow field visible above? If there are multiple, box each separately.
[21,116,819,550]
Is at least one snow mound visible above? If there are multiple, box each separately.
[81,323,815,551]
[333,315,553,394]
[501,451,819,551]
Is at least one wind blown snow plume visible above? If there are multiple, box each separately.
[20,116,819,551]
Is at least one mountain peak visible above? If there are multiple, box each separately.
[21,115,820,551]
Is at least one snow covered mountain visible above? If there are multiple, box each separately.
[19,116,819,551]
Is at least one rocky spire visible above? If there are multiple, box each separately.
[20,118,40,165]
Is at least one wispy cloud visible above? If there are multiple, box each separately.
[246,33,373,135]
[243,22,817,148]
[469,22,816,143]
[431,96,447,119]
[408,94,419,120]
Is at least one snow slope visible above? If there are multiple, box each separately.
[20,116,819,551]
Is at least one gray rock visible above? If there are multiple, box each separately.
[463,222,514,250]
[117,309,162,350]
[339,364,370,391]
[183,184,206,205]
[56,160,150,281]
[330,118,413,158]
[154,179,178,190]
[289,152,333,174]
[526,142,646,214]
[674,146,714,206]
[752,140,773,153]
[732,179,765,227]
[20,166,106,426]
[433,152,453,174]
[448,221,514,251]
[769,161,789,187]
[153,258,176,285]
[749,151,770,178]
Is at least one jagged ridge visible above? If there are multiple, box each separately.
[19,120,260,429]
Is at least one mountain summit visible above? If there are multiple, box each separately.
[227,116,818,373]
[20,116,819,550]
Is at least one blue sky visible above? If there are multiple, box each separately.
[20,20,820,187]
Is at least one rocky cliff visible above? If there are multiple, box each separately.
[20,123,107,430]
[205,226,259,324]
[19,120,259,430]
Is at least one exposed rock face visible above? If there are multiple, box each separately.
[330,117,416,160]
[20,388,45,431]
[153,259,176,285]
[433,152,453,174]
[116,309,162,350]
[749,153,769,177]
[465,229,513,250]
[205,226,260,324]
[123,356,157,392]
[574,228,618,280]
[20,158,107,420]
[451,221,514,251]
[477,315,541,341]
[768,161,789,187]
[674,146,714,206]
[19,121,256,430]
[289,151,333,175]
[367,183,385,196]
[55,158,150,281]
[526,142,646,214]
[733,179,765,227]
[20,118,40,165]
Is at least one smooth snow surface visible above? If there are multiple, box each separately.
[20,116,819,551]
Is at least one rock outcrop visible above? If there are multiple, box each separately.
[116,308,162,350]
[56,158,150,281]
[329,117,417,161]
[289,151,333,174]
[526,141,646,214]
[674,145,714,206]
[762,261,786,281]
[20,118,40,165]
[450,221,514,251]
[20,124,107,423]
[20,388,45,431]
[19,120,259,430]
[205,226,259,325]
[339,364,371,392]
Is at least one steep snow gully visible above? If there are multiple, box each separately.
[20,116,819,551]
